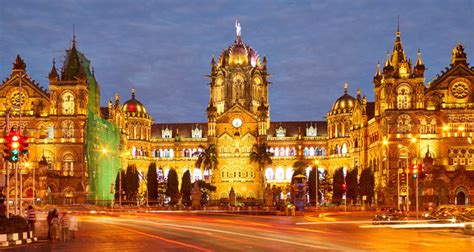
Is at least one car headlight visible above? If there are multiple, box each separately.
[450,218,456,223]
[382,215,386,218]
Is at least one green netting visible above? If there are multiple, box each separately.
[78,52,122,205]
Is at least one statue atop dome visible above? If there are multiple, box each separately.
[235,20,241,37]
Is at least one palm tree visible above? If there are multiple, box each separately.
[195,144,218,183]
[292,160,308,184]
[250,143,273,200]
[250,143,273,182]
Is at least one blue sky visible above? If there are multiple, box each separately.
[0,0,473,122]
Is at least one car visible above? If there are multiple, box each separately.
[422,205,459,222]
[455,208,474,223]
[372,208,405,225]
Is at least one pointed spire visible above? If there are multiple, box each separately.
[12,54,26,71]
[131,87,135,99]
[344,82,348,94]
[72,24,77,49]
[397,15,400,36]
[357,88,361,99]
[414,48,426,77]
[376,61,381,76]
[384,51,392,67]
[48,58,59,80]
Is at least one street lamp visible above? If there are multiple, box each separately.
[314,160,319,208]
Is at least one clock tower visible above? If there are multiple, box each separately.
[207,23,270,199]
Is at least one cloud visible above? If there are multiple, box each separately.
[0,0,473,122]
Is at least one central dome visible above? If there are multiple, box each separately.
[219,36,260,67]
[122,88,150,117]
[330,83,356,115]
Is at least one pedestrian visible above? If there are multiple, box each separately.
[47,211,53,240]
[50,209,60,243]
[26,205,36,232]
[69,214,78,238]
[60,212,70,242]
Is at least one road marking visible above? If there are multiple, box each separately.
[92,221,211,251]
[100,218,330,250]
[291,227,331,234]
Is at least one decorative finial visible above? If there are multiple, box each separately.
[235,19,241,37]
[397,15,400,36]
[376,61,381,76]
[72,24,77,48]
[132,87,135,99]
[385,50,392,66]
[357,88,361,97]
[344,82,348,94]
[416,48,423,66]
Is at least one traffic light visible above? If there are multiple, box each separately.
[341,183,347,191]
[19,134,28,155]
[3,133,11,160]
[400,172,407,184]
[10,131,20,163]
[412,164,418,179]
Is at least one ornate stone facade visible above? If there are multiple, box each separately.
[2,25,473,208]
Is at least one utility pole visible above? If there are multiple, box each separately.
[5,106,10,217]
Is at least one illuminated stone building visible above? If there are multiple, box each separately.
[0,40,91,205]
[2,25,473,207]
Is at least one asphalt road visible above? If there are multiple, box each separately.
[14,211,474,251]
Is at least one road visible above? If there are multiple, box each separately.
[21,211,474,251]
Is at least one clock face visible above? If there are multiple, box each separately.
[451,82,469,99]
[232,118,243,128]
[11,91,26,107]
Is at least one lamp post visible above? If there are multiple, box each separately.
[315,160,319,208]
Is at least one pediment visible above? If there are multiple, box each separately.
[0,73,50,100]
[216,103,257,122]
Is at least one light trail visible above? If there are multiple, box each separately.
[97,217,331,250]
[87,220,212,251]
[360,223,465,229]
[297,219,442,225]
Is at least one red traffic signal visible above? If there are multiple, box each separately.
[3,133,11,160]
[341,183,347,191]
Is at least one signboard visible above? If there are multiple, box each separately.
[400,186,407,196]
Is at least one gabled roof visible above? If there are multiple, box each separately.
[152,123,208,139]
[268,121,327,137]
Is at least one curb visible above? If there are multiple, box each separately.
[0,231,38,247]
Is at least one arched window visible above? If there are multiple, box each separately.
[309,147,315,156]
[193,168,202,181]
[265,168,274,180]
[47,126,54,139]
[279,147,285,157]
[131,146,137,157]
[341,143,348,155]
[61,120,74,138]
[285,168,294,181]
[335,145,340,154]
[61,91,75,115]
[321,147,326,156]
[305,167,312,178]
[164,149,169,158]
[285,147,290,156]
[275,167,284,180]
[303,147,309,156]
[397,85,411,109]
[169,149,174,158]
[274,147,279,157]
[62,153,74,176]
[290,147,295,156]
[397,114,412,133]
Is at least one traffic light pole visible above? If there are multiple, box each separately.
[416,175,419,220]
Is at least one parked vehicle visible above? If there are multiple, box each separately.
[422,205,460,222]
[372,208,405,225]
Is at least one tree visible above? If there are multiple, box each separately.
[332,168,345,205]
[291,160,308,184]
[125,165,139,202]
[308,168,317,205]
[181,170,192,206]
[196,144,218,182]
[249,143,273,173]
[319,170,331,205]
[193,180,217,206]
[166,168,179,205]
[147,163,158,204]
[359,168,375,204]
[346,168,359,205]
[114,170,126,201]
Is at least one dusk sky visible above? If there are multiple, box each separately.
[1,0,473,123]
